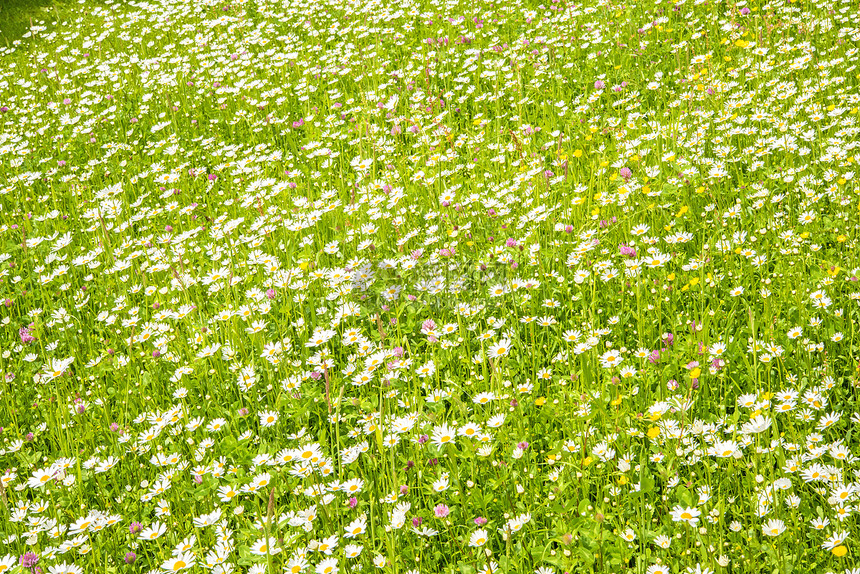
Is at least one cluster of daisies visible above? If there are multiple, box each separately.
[1,0,860,572]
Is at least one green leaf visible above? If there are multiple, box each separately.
[676,485,693,507]
[576,546,595,566]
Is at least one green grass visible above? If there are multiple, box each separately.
[0,0,69,45]
[0,0,859,573]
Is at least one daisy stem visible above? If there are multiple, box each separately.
[265,484,275,572]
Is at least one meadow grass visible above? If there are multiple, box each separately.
[0,0,84,46]
[0,0,859,573]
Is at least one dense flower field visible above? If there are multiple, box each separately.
[1,0,860,572]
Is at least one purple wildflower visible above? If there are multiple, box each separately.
[19,552,39,569]
[19,324,36,344]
